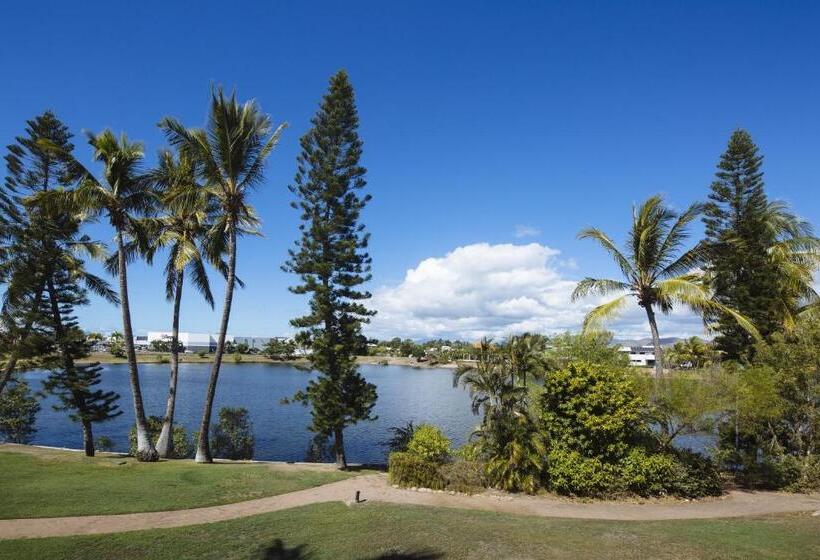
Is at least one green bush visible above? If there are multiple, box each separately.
[0,380,39,444]
[671,449,723,497]
[406,424,451,462]
[540,362,644,460]
[620,449,686,497]
[388,451,446,490]
[210,407,254,460]
[128,416,193,459]
[546,446,620,497]
[94,435,116,452]
[439,458,486,493]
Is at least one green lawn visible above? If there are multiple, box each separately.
[2,502,818,560]
[0,447,357,519]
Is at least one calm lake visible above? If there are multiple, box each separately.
[23,363,479,463]
[22,363,712,463]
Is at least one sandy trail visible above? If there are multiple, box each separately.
[2,473,819,540]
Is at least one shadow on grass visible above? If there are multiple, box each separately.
[254,540,442,560]
[255,539,311,559]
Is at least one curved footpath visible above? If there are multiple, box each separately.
[1,474,819,540]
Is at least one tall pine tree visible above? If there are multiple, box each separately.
[703,129,816,359]
[285,70,377,469]
[42,265,122,456]
[1,112,76,395]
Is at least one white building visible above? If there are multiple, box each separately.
[143,332,286,353]
[619,345,656,367]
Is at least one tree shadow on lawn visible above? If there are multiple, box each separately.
[254,539,442,559]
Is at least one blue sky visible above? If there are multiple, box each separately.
[1,1,818,340]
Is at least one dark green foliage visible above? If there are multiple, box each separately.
[0,380,39,443]
[129,416,193,459]
[546,447,619,497]
[381,421,416,452]
[285,70,377,467]
[262,338,296,360]
[453,340,546,492]
[210,407,254,460]
[540,363,645,460]
[718,315,820,491]
[703,129,817,358]
[2,112,120,457]
[1,112,80,394]
[538,363,722,498]
[41,267,122,457]
[94,435,115,452]
[387,452,446,490]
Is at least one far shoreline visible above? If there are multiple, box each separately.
[77,352,462,370]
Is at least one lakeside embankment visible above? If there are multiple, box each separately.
[76,352,462,369]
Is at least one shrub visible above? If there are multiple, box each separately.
[129,416,193,459]
[210,407,254,460]
[406,424,450,462]
[671,449,723,497]
[620,449,686,497]
[546,447,620,497]
[0,380,39,444]
[439,458,486,493]
[540,362,644,460]
[454,441,483,461]
[95,435,116,452]
[388,451,445,490]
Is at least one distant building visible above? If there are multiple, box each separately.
[233,336,277,351]
[619,345,656,367]
[141,331,289,353]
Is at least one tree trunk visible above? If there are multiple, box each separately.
[0,282,47,397]
[156,269,184,458]
[195,228,236,463]
[117,231,158,462]
[82,420,95,457]
[334,426,347,470]
[644,304,664,378]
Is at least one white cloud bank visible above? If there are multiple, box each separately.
[367,242,708,341]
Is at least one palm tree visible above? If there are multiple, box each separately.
[572,195,758,377]
[759,201,820,329]
[149,149,221,458]
[72,130,159,461]
[453,339,528,423]
[504,333,547,386]
[160,88,285,463]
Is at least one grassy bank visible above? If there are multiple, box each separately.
[0,446,358,519]
[2,502,818,559]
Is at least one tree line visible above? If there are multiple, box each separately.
[0,70,375,468]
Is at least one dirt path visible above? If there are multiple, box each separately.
[2,474,819,540]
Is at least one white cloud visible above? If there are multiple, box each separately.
[514,225,541,238]
[367,242,709,341]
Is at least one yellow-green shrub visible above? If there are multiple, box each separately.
[388,452,445,489]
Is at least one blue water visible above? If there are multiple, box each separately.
[23,363,479,463]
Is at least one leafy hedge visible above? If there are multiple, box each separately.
[538,363,722,498]
[388,452,446,490]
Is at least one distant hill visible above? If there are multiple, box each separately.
[613,336,683,348]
